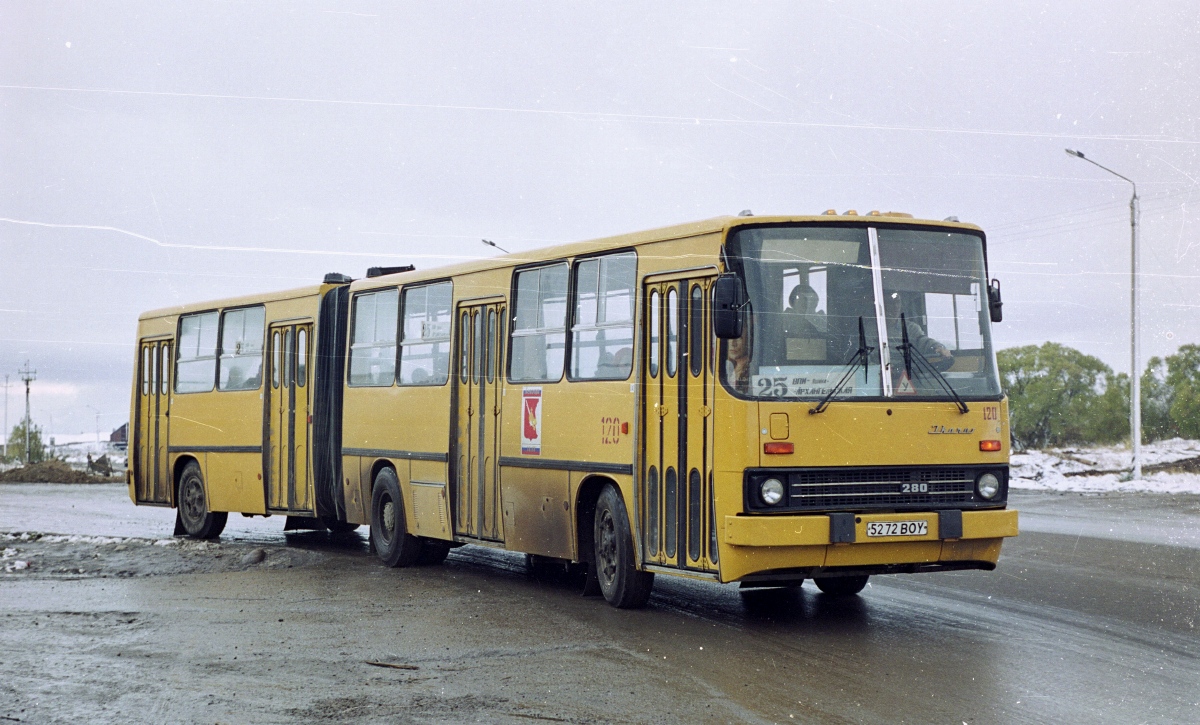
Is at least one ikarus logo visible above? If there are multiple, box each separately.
[928,425,975,435]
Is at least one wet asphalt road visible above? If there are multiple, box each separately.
[1,485,1198,724]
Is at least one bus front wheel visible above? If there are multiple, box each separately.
[176,461,227,539]
[593,484,654,608]
[814,574,869,596]
[370,468,423,568]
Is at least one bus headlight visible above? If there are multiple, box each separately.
[760,478,785,506]
[977,472,1001,500]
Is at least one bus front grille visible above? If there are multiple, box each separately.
[744,465,1006,513]
[789,467,975,509]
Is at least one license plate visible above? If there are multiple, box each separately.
[865,520,928,538]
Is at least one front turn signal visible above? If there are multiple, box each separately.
[763,442,794,455]
[979,440,1002,452]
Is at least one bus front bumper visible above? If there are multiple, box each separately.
[718,508,1018,584]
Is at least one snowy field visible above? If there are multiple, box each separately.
[1011,438,1200,494]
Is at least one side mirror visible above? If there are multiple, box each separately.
[988,278,1003,323]
[713,274,745,339]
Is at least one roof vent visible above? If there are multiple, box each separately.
[323,273,352,284]
[867,210,882,216]
[944,216,959,222]
[843,209,858,216]
[366,265,416,279]
[823,209,838,215]
[738,209,754,217]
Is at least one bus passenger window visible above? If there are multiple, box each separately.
[509,263,568,382]
[570,252,635,380]
[272,331,281,389]
[283,328,294,388]
[487,310,496,383]
[472,310,483,384]
[348,289,398,387]
[160,345,170,395]
[399,282,452,385]
[141,346,150,396]
[175,311,219,393]
[689,285,703,377]
[218,306,265,391]
[296,328,307,387]
[460,312,470,384]
[666,288,678,377]
[648,290,660,378]
[149,346,157,396]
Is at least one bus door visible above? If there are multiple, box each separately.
[266,322,313,513]
[452,301,505,541]
[135,338,172,504]
[642,276,718,571]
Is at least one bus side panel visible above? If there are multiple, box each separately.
[501,467,572,559]
[205,452,266,514]
[408,459,452,540]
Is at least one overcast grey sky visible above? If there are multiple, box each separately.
[2,1,1198,437]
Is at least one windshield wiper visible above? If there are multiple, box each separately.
[898,313,969,414]
[810,317,874,415]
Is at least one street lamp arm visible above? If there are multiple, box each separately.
[1065,149,1137,193]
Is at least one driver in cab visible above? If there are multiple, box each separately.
[883,291,954,366]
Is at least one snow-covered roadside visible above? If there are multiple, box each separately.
[1010,438,1200,494]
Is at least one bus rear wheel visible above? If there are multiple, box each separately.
[593,484,654,608]
[814,574,869,596]
[176,461,227,539]
[370,468,423,568]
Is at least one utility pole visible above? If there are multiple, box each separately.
[19,361,36,465]
[1065,149,1142,479]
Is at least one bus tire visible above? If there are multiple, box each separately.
[370,468,423,568]
[417,540,452,565]
[814,574,869,596]
[176,461,227,539]
[594,484,654,608]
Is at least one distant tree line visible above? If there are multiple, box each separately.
[998,342,1200,450]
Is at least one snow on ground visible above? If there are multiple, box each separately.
[1011,438,1200,494]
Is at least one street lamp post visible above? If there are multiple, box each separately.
[1065,149,1141,479]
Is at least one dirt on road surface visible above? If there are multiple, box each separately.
[2,486,1198,724]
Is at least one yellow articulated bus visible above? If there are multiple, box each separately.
[130,212,1017,608]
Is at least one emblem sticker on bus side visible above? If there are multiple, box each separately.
[521,387,542,455]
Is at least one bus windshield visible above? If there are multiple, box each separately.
[723,224,1001,401]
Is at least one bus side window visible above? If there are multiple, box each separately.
[509,263,568,383]
[399,282,453,385]
[460,311,470,384]
[141,346,151,396]
[283,328,293,388]
[348,289,399,387]
[666,288,678,377]
[689,284,703,377]
[160,345,170,395]
[296,328,307,387]
[272,331,281,389]
[648,290,660,378]
[176,311,219,393]
[570,252,635,380]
